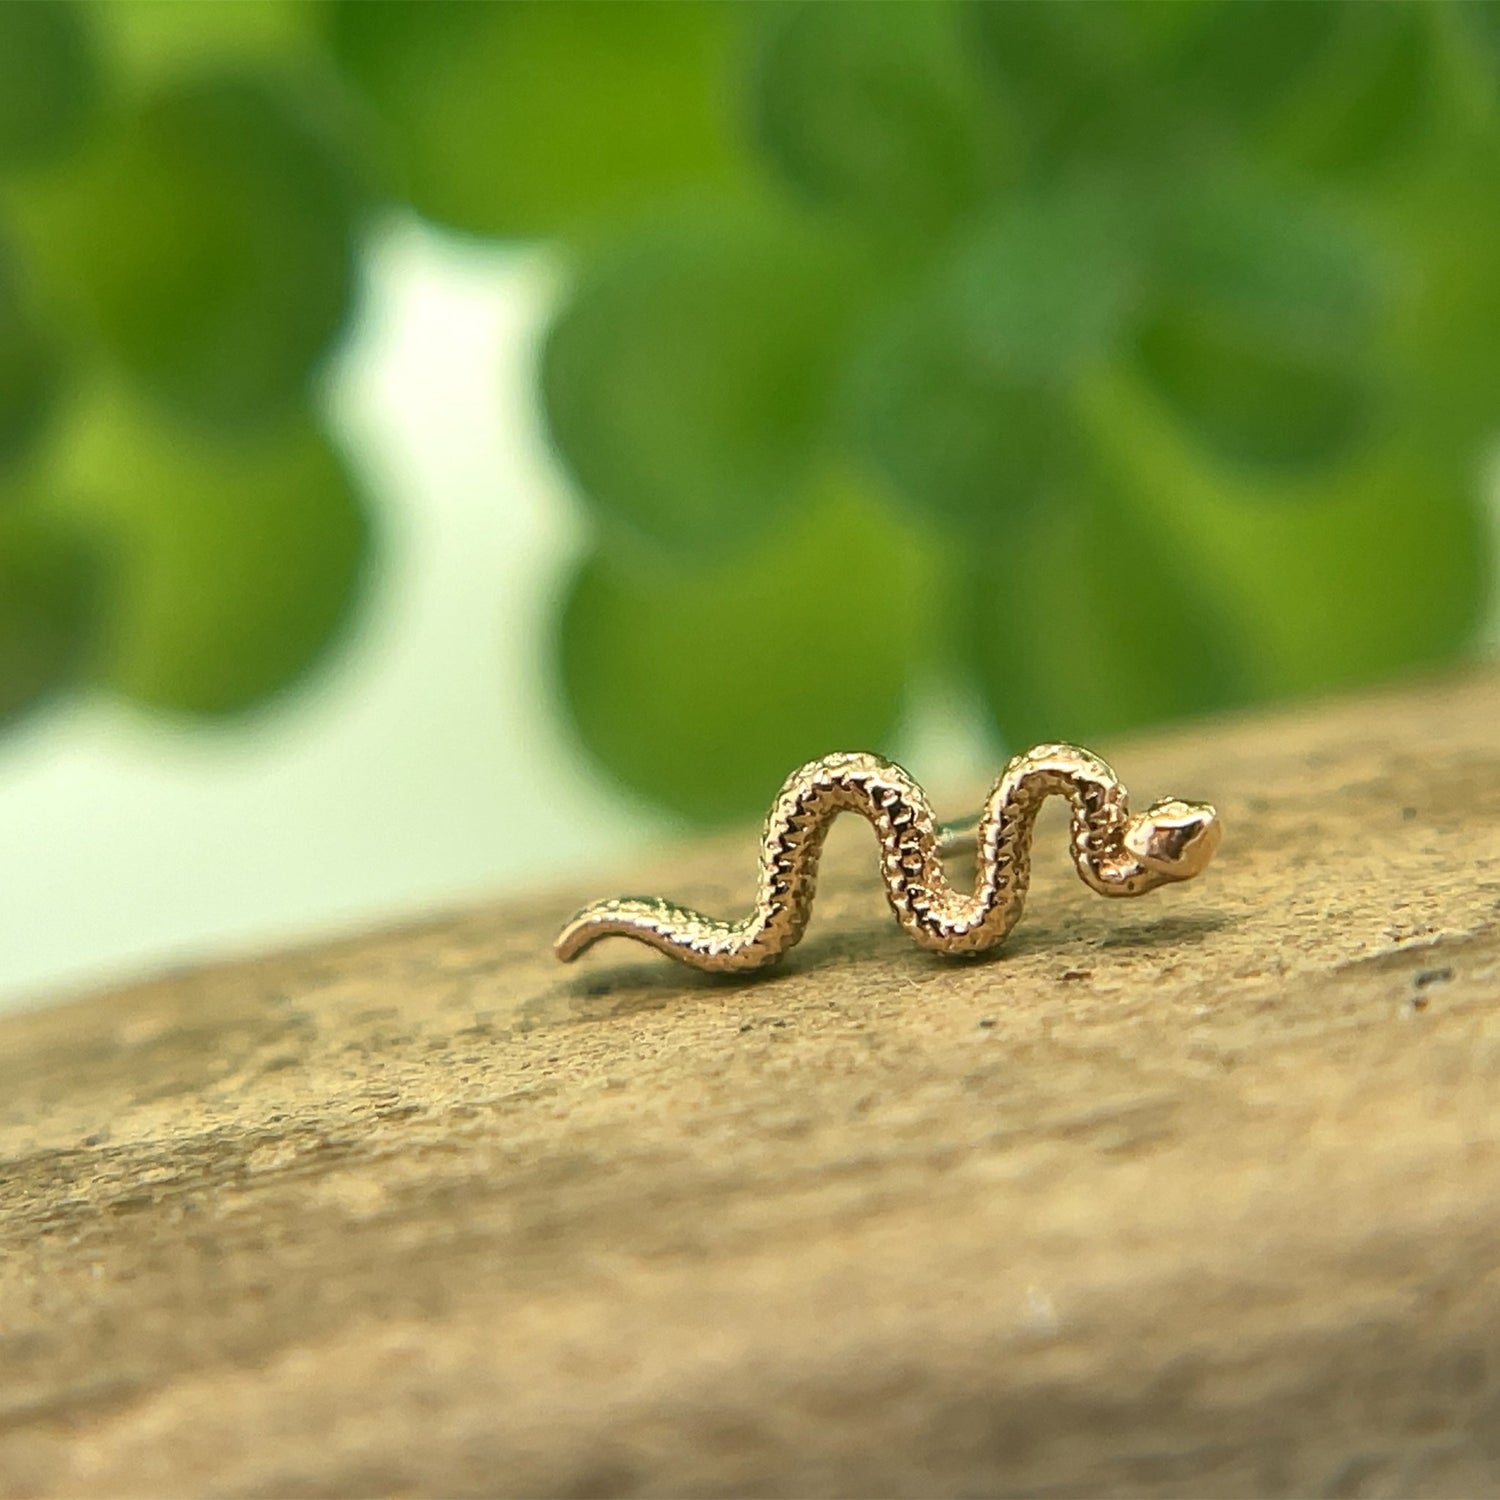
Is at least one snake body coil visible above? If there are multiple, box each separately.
[554,744,1220,974]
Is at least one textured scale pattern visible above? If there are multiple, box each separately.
[555,744,1221,974]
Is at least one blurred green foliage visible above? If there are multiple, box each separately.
[562,477,939,821]
[0,1,1497,824]
[0,0,370,729]
[327,0,746,238]
[542,205,874,558]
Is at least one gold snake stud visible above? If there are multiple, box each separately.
[555,743,1221,974]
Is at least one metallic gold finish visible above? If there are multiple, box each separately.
[555,744,1221,974]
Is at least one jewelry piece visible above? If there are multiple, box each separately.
[555,743,1221,974]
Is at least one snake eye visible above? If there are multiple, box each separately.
[1126,799,1221,878]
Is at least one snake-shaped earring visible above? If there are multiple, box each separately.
[555,743,1221,974]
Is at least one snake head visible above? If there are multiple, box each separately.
[1124,798,1221,883]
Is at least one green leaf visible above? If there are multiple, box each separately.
[1151,171,1378,343]
[50,387,369,716]
[748,0,1006,244]
[325,0,746,239]
[543,207,872,558]
[0,0,101,171]
[1378,137,1500,449]
[96,0,320,88]
[963,0,1188,167]
[1130,174,1381,473]
[937,185,1141,386]
[1459,0,1500,84]
[0,507,101,726]
[19,71,365,430]
[1167,1,1349,135]
[1083,367,1490,702]
[968,484,1248,750]
[841,297,1084,543]
[1259,2,1438,181]
[0,237,62,478]
[841,183,1138,541]
[558,478,940,824]
[1132,308,1373,473]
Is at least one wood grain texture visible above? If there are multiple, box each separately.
[2,671,1499,1498]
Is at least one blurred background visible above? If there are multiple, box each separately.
[1,0,1498,1011]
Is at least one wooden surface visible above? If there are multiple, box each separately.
[2,672,1500,1498]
